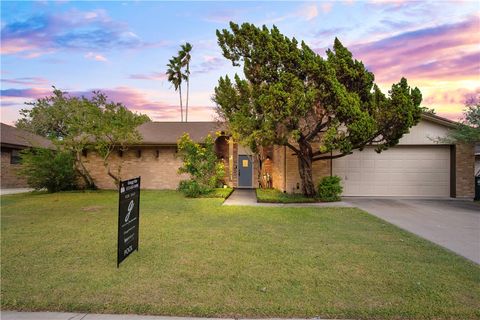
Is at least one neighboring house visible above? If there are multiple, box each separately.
[83,114,476,198]
[0,123,54,188]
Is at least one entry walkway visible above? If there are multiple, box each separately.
[0,188,34,195]
[223,189,353,207]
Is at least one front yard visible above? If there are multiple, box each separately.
[1,191,479,319]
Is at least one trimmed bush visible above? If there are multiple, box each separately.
[317,176,343,202]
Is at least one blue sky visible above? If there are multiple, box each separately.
[1,0,479,124]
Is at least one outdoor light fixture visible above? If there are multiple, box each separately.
[156,150,160,158]
[137,150,142,158]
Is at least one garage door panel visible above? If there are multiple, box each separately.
[333,146,450,197]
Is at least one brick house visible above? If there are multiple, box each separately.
[0,123,54,188]
[82,113,475,198]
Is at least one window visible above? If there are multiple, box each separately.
[10,149,21,164]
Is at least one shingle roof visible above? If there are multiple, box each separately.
[136,121,224,145]
[0,123,54,149]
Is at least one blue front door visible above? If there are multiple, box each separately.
[238,155,253,188]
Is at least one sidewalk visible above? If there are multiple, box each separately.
[0,188,34,196]
[223,189,353,207]
[1,311,342,320]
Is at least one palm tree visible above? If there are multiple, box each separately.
[166,56,183,122]
[179,43,192,122]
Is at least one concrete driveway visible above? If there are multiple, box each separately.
[346,198,480,264]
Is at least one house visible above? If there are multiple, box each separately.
[0,123,54,188]
[82,114,476,198]
[475,143,480,177]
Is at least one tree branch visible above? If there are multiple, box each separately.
[312,151,352,161]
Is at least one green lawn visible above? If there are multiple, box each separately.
[1,191,479,319]
[256,188,318,203]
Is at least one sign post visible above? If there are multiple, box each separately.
[117,177,141,267]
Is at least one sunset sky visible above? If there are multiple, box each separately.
[1,0,479,125]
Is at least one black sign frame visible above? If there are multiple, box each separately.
[117,176,141,267]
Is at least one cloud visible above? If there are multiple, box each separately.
[1,9,160,58]
[129,72,167,81]
[349,15,480,83]
[205,9,241,23]
[1,77,49,86]
[1,86,216,121]
[85,52,108,62]
[0,87,52,99]
[193,56,226,75]
[298,4,319,21]
[313,27,345,38]
[423,87,480,107]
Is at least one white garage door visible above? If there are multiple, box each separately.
[333,146,451,197]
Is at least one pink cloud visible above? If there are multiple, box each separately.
[1,77,49,86]
[129,72,167,81]
[349,15,480,83]
[423,87,480,107]
[84,52,108,62]
[1,85,216,121]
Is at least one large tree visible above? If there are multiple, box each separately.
[17,88,150,188]
[213,22,422,196]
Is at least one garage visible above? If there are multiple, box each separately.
[333,146,451,197]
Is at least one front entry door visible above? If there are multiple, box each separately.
[238,155,253,188]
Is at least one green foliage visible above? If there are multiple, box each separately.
[178,180,209,198]
[18,148,77,193]
[16,88,150,187]
[214,22,422,196]
[317,176,343,202]
[177,133,225,197]
[446,100,480,144]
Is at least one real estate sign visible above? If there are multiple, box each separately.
[117,177,141,267]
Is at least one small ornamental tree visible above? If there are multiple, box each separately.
[17,88,150,188]
[214,22,423,196]
[177,133,225,196]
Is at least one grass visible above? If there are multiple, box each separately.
[256,188,318,203]
[199,187,233,199]
[1,190,480,319]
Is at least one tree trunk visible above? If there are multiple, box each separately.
[179,85,183,122]
[297,141,316,197]
[186,77,189,122]
[75,151,96,189]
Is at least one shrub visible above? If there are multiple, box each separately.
[18,148,78,193]
[317,176,343,202]
[178,180,210,198]
[177,133,225,197]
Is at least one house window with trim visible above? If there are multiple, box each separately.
[10,149,21,164]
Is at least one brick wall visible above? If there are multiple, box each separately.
[1,148,29,188]
[456,143,475,198]
[270,144,331,193]
[284,146,331,193]
[271,146,285,191]
[82,146,188,189]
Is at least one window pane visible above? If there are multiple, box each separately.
[10,149,22,164]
